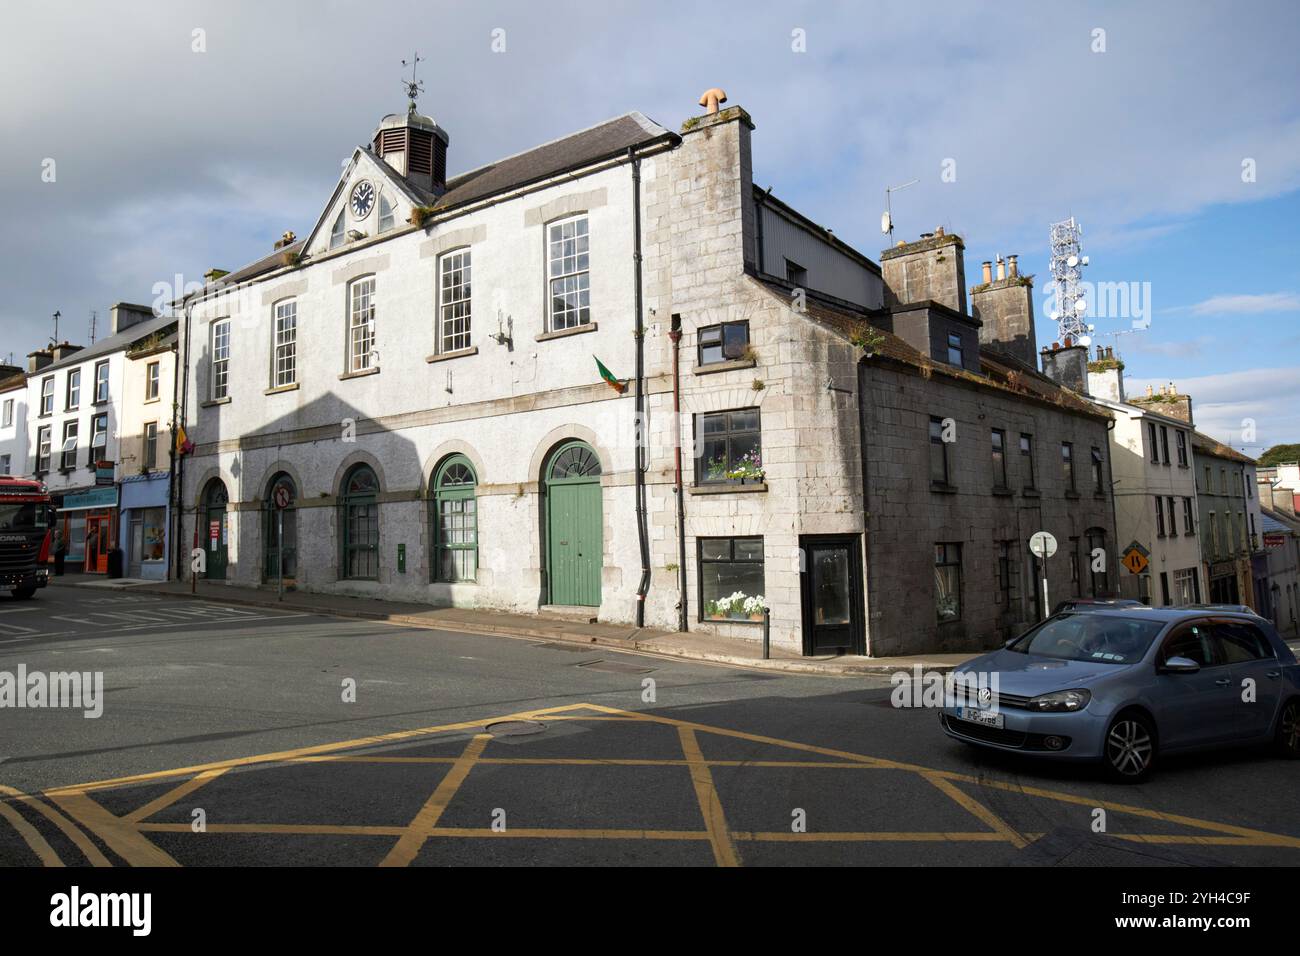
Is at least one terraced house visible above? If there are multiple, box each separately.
[175,94,1116,656]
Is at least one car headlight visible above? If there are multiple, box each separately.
[1027,689,1091,712]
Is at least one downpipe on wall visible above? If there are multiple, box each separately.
[631,147,651,627]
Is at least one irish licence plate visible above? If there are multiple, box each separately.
[959,707,1004,729]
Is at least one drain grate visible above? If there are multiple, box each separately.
[577,659,656,675]
[485,720,548,737]
[529,641,597,653]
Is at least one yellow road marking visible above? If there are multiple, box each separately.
[0,792,63,866]
[18,701,1300,866]
[922,772,1028,849]
[678,726,740,867]
[140,823,408,836]
[126,768,229,824]
[42,702,589,795]
[379,733,491,867]
[0,784,109,867]
[45,790,179,867]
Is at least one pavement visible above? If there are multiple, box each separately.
[47,575,979,676]
[3,585,1300,868]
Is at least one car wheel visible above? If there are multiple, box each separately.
[1104,712,1156,782]
[1275,699,1300,759]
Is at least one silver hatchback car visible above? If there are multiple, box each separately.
[940,608,1300,781]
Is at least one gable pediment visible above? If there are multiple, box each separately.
[302,149,420,258]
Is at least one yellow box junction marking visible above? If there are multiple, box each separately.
[2,701,1295,867]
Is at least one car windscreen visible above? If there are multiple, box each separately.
[1008,613,1164,665]
[0,502,49,532]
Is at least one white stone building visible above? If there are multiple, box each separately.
[174,98,1116,655]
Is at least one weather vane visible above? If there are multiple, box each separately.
[401,52,424,112]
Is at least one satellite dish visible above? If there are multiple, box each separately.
[1081,256,1089,266]
[1078,335,1092,347]
[1075,300,1087,314]
[1067,255,1078,268]
[880,211,892,235]
[1050,311,1060,321]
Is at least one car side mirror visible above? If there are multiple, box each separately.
[1161,656,1200,674]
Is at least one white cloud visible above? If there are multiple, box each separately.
[1129,368,1300,451]
[1186,293,1300,315]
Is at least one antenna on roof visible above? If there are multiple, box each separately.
[882,180,918,240]
[401,52,424,112]
[51,310,60,347]
[89,309,97,345]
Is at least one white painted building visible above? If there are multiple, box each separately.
[25,306,174,572]
[1087,362,1204,605]
[0,367,26,477]
[173,98,1115,656]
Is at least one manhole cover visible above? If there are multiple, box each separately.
[486,720,547,737]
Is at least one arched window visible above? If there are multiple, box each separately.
[430,455,477,583]
[548,442,601,480]
[263,473,297,582]
[377,194,394,234]
[341,465,379,580]
[330,209,346,249]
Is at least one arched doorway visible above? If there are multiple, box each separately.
[543,441,602,607]
[340,464,379,580]
[202,479,229,580]
[263,473,298,584]
[429,455,477,583]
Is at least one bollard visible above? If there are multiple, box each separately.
[762,606,771,660]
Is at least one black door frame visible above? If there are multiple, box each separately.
[799,533,866,656]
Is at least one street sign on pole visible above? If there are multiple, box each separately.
[1029,531,1057,620]
[273,485,291,600]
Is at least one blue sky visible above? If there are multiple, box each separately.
[2,0,1297,450]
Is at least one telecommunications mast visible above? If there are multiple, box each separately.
[1048,216,1092,345]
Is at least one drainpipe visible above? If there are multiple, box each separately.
[856,359,875,657]
[630,147,651,627]
[669,314,688,631]
[173,297,194,583]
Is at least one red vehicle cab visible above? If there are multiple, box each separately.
[0,476,54,599]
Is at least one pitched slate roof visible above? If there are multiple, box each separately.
[426,112,677,212]
[192,112,678,299]
[37,314,178,375]
[1191,429,1257,465]
[752,276,1111,422]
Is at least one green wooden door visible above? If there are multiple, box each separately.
[205,505,227,580]
[203,481,229,581]
[545,442,602,607]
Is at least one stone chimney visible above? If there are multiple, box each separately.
[27,349,52,373]
[0,364,22,382]
[1131,381,1193,424]
[110,302,155,336]
[881,230,967,314]
[1086,345,1125,402]
[971,252,1037,366]
[50,342,82,362]
[1040,338,1090,394]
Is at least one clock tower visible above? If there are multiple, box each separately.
[372,55,449,196]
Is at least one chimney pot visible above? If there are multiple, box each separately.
[935,226,945,237]
[996,257,1006,280]
[981,261,992,283]
[1008,255,1018,278]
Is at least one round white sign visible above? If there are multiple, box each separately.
[1029,531,1058,559]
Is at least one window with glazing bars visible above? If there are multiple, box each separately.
[548,216,590,331]
[439,250,472,353]
[349,277,375,372]
[273,300,297,387]
[211,319,231,400]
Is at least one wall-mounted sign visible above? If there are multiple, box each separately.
[95,460,115,486]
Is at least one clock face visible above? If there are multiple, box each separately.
[350,180,375,219]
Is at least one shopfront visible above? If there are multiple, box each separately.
[119,472,169,580]
[56,486,119,574]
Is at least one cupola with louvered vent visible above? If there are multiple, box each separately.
[373,108,449,196]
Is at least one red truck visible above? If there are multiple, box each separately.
[0,475,53,599]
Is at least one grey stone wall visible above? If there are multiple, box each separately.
[860,361,1116,656]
